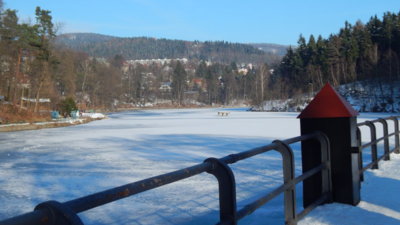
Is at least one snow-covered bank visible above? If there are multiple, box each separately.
[338,80,400,113]
[0,113,106,132]
[0,108,399,224]
[251,97,311,112]
[299,154,400,225]
[81,112,106,119]
[253,80,400,113]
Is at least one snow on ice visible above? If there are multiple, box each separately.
[0,108,399,224]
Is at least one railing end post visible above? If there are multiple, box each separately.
[34,200,84,225]
[204,158,237,225]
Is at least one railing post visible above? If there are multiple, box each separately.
[34,200,84,225]
[204,158,237,225]
[356,128,364,182]
[298,83,360,206]
[273,140,296,225]
[377,119,390,160]
[314,132,333,203]
[390,117,400,153]
[365,121,378,169]
[387,117,400,154]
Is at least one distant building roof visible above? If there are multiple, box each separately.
[21,97,51,103]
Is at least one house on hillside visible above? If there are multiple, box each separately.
[191,78,206,92]
[159,82,172,100]
[238,68,248,75]
[159,82,172,92]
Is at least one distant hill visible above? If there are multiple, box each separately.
[249,43,289,56]
[55,33,116,46]
[55,33,282,64]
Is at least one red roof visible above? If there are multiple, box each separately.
[298,83,359,118]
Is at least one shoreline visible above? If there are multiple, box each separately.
[0,117,104,132]
[0,105,250,132]
[113,104,250,112]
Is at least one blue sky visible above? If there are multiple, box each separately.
[4,0,400,45]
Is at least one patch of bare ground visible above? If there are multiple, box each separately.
[0,105,104,132]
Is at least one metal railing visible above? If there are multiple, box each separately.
[0,132,332,225]
[357,116,400,174]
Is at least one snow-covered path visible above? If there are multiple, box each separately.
[0,108,399,224]
[299,154,400,225]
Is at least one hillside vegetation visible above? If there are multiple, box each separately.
[55,33,282,64]
[270,12,400,99]
[253,79,400,113]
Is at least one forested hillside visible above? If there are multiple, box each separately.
[55,33,281,64]
[249,43,288,56]
[269,12,400,99]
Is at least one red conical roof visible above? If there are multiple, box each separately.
[298,83,359,118]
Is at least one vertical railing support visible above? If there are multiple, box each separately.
[273,140,296,225]
[204,158,237,225]
[356,128,364,182]
[377,119,390,160]
[388,117,400,153]
[365,121,378,169]
[314,132,333,203]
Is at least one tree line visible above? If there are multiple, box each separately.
[270,11,400,99]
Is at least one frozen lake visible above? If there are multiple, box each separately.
[0,108,396,224]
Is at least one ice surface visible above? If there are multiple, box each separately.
[0,108,399,224]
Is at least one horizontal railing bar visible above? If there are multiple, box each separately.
[357,121,368,126]
[361,136,388,149]
[361,162,376,173]
[65,162,211,213]
[283,133,319,145]
[361,142,372,150]
[376,151,390,163]
[361,140,379,149]
[236,183,288,220]
[235,163,324,221]
[294,164,325,185]
[220,133,321,165]
[374,136,387,144]
[360,131,398,150]
[219,144,278,164]
[358,116,400,127]
[361,148,396,173]
[362,146,399,173]
[295,194,328,222]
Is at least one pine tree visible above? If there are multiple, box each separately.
[172,61,187,105]
[33,7,56,112]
